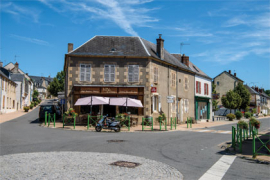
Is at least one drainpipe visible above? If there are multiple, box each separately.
[168,65,170,124]
[176,69,178,123]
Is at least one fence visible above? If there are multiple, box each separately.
[63,114,76,129]
[116,116,130,131]
[142,117,153,131]
[187,117,192,128]
[171,117,177,130]
[159,117,167,131]
[252,131,270,158]
[45,112,55,127]
[87,115,102,130]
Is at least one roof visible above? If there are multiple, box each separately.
[213,71,244,82]
[0,67,10,78]
[10,73,24,82]
[171,54,211,80]
[261,91,270,99]
[244,85,260,95]
[68,36,193,72]
[30,75,53,88]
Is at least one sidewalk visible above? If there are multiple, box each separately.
[0,106,39,124]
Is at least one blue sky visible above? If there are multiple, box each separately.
[1,0,269,89]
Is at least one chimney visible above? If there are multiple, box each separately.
[26,73,28,76]
[259,88,263,93]
[234,73,236,77]
[68,43,73,53]
[14,62,19,73]
[228,70,231,74]
[181,54,190,67]
[255,86,259,92]
[156,34,164,60]
[0,62,2,67]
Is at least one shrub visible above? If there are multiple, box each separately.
[30,104,34,109]
[157,113,166,123]
[235,111,242,120]
[244,112,251,118]
[263,114,266,117]
[226,113,235,121]
[252,108,257,114]
[249,117,260,127]
[238,120,248,129]
[24,106,30,112]
[65,108,78,116]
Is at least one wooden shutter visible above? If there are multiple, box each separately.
[196,81,198,93]
[80,64,85,81]
[104,65,110,82]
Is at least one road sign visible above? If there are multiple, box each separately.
[58,95,65,99]
[167,96,175,99]
[151,87,157,93]
[60,99,65,105]
[167,99,173,103]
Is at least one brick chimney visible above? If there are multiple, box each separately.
[0,62,2,67]
[255,86,259,92]
[68,43,73,53]
[228,70,231,74]
[234,73,236,77]
[181,54,190,67]
[14,62,19,73]
[259,88,263,93]
[156,34,164,60]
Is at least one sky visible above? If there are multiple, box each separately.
[1,0,269,89]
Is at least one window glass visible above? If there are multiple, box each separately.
[80,64,91,81]
[104,65,115,82]
[128,65,139,82]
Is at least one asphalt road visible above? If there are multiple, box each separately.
[1,100,269,180]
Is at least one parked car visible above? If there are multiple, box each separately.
[39,104,61,121]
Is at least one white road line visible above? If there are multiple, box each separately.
[198,130,211,132]
[220,131,231,134]
[199,155,236,180]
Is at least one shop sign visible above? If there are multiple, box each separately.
[167,96,174,103]
[151,87,157,93]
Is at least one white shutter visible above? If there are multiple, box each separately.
[86,65,91,81]
[158,95,161,112]
[128,65,133,82]
[104,65,110,82]
[134,65,139,82]
[110,65,115,82]
[80,64,85,81]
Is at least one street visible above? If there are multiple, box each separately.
[1,101,269,180]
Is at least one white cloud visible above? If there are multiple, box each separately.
[10,34,50,46]
[39,0,158,36]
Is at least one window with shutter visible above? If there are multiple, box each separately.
[80,64,91,82]
[104,65,115,82]
[196,81,198,93]
[171,72,176,87]
[128,65,139,82]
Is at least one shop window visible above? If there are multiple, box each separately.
[80,64,91,82]
[128,65,139,82]
[196,81,201,94]
[154,67,158,84]
[104,65,115,82]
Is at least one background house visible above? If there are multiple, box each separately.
[30,75,53,99]
[245,85,261,113]
[252,87,270,114]
[64,35,196,123]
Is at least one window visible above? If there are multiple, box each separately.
[184,99,189,113]
[196,81,201,94]
[128,65,139,82]
[217,81,219,86]
[172,98,176,113]
[204,83,209,95]
[80,64,91,81]
[154,67,158,83]
[104,65,115,82]
[171,72,176,87]
[184,77,189,90]
[151,95,160,113]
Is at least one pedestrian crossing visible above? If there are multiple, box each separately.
[184,129,232,134]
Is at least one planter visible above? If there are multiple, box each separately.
[255,124,260,129]
[25,110,29,112]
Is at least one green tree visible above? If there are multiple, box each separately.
[233,83,251,111]
[212,82,219,111]
[265,90,270,97]
[47,71,65,97]
[221,90,242,113]
[32,90,39,99]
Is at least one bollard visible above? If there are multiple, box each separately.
[54,113,56,127]
[87,115,90,130]
[73,115,76,129]
[240,129,242,153]
[45,111,47,125]
[232,126,235,149]
[252,130,256,158]
[128,116,130,131]
[48,113,51,127]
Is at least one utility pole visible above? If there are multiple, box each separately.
[180,42,190,54]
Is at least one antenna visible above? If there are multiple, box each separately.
[14,55,20,63]
[249,82,258,87]
[180,42,190,54]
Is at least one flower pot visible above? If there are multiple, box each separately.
[25,110,29,112]
[255,124,260,129]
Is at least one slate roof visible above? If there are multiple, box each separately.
[30,75,53,88]
[68,36,193,72]
[245,85,260,95]
[213,71,244,82]
[171,54,211,80]
[0,67,10,78]
[10,73,24,82]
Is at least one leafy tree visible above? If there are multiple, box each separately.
[47,71,65,97]
[212,82,219,111]
[221,90,242,113]
[265,90,270,97]
[32,90,39,99]
[233,83,251,111]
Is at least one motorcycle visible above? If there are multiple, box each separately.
[95,115,121,132]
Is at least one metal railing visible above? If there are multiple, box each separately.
[45,112,55,127]
[187,117,192,128]
[159,117,167,131]
[252,131,270,158]
[87,115,102,130]
[142,117,153,131]
[116,116,130,131]
[170,117,177,130]
[63,114,76,129]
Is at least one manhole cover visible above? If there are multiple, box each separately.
[110,161,141,168]
[107,140,126,143]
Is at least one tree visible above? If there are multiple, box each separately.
[32,90,39,99]
[47,71,65,97]
[233,83,251,111]
[212,82,219,111]
[221,90,242,113]
[265,90,270,97]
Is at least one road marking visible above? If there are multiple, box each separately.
[198,130,211,132]
[220,131,231,134]
[198,155,236,180]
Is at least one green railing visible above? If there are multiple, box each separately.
[187,117,192,128]
[159,117,167,131]
[116,116,130,131]
[87,115,103,130]
[252,131,270,158]
[170,117,177,130]
[45,112,55,127]
[63,114,76,129]
[142,117,153,131]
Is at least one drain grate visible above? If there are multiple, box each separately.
[110,161,141,168]
[107,140,126,143]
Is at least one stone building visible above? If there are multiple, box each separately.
[252,87,270,114]
[0,63,18,114]
[64,35,196,123]
[213,70,244,106]
[30,75,53,99]
[245,85,261,113]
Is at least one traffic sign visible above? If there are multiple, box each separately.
[60,99,65,105]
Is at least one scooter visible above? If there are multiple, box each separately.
[95,115,121,132]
